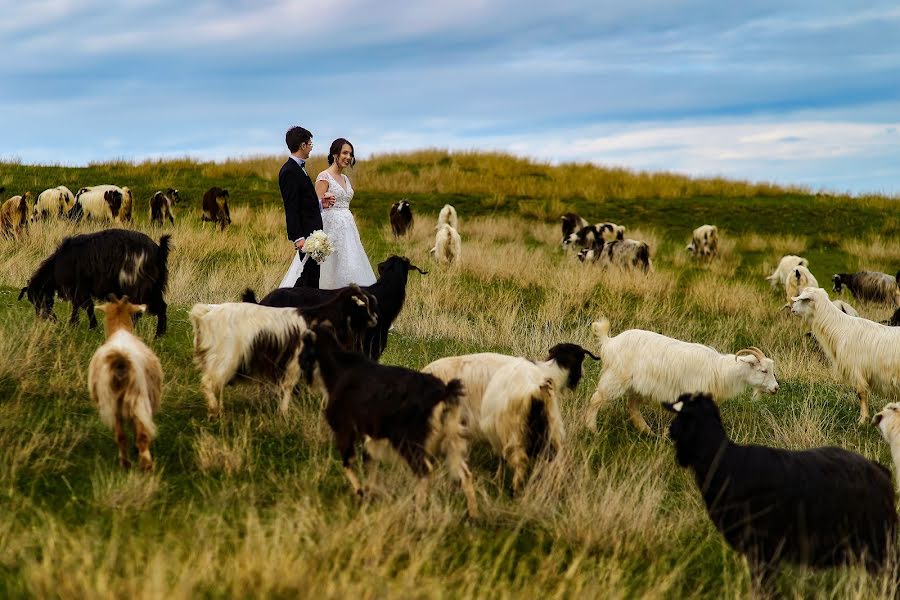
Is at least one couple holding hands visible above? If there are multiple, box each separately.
[278,125,376,289]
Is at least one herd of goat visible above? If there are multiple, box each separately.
[9,184,900,591]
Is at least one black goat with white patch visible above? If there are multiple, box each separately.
[832,270,900,306]
[19,230,170,336]
[299,323,478,517]
[665,392,897,589]
[253,255,426,360]
[242,284,378,352]
[389,199,413,237]
[150,188,181,225]
[201,186,231,229]
[560,213,589,246]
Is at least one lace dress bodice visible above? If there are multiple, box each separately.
[316,171,353,210]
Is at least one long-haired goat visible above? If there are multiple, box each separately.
[33,186,75,221]
[585,319,778,433]
[479,344,598,494]
[298,323,478,518]
[150,188,181,226]
[437,203,458,231]
[686,224,718,258]
[0,192,31,239]
[88,295,163,470]
[873,402,900,492]
[19,230,171,336]
[431,223,461,266]
[833,270,900,307]
[791,286,900,423]
[783,265,818,306]
[560,213,589,246]
[667,393,896,590]
[389,199,413,237]
[201,187,231,229]
[766,255,808,290]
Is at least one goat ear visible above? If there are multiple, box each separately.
[95,303,108,313]
[131,304,147,314]
[18,287,27,300]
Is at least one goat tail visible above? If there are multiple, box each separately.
[636,243,651,272]
[241,288,258,304]
[94,350,135,430]
[592,318,611,345]
[443,378,465,406]
[524,380,553,461]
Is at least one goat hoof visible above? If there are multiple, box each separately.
[119,458,132,469]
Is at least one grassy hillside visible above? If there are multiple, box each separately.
[1,152,899,598]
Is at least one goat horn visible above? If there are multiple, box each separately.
[735,346,766,361]
[410,264,428,275]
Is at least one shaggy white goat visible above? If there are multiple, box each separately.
[585,319,779,433]
[766,255,809,290]
[686,225,718,258]
[33,186,75,220]
[832,299,860,317]
[189,302,308,418]
[873,402,900,492]
[437,203,458,231]
[88,296,162,470]
[431,223,461,266]
[783,265,818,305]
[791,287,900,424]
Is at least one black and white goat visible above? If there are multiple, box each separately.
[666,393,896,589]
[150,188,181,225]
[389,200,413,237]
[299,323,478,518]
[560,213,589,246]
[832,270,900,307]
[254,255,426,360]
[191,286,377,418]
[578,237,651,272]
[19,230,171,336]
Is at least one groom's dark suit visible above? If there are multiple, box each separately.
[279,157,323,288]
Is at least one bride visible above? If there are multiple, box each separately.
[312,138,376,289]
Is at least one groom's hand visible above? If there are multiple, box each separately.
[295,239,305,250]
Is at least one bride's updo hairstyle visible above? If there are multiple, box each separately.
[328,138,356,167]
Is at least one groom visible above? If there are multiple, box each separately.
[280,126,334,288]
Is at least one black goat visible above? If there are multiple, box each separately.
[299,323,478,517]
[560,212,588,246]
[201,187,231,229]
[389,199,413,237]
[150,188,181,225]
[665,393,897,589]
[19,230,171,336]
[832,271,900,306]
[242,284,378,352]
[251,255,426,360]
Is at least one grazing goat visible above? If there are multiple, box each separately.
[783,265,818,305]
[68,186,123,222]
[686,224,718,258]
[595,222,626,242]
[33,186,75,221]
[150,188,181,225]
[667,393,896,589]
[560,213,589,246]
[873,402,900,492]
[0,192,31,239]
[89,295,163,470]
[479,344,598,494]
[201,187,231,229]
[241,284,378,353]
[255,255,426,360]
[585,319,778,433]
[833,270,900,307]
[431,223,461,266]
[564,224,601,251]
[791,286,900,423]
[437,204,458,231]
[299,323,478,518]
[191,286,376,418]
[578,237,651,272]
[766,255,808,290]
[389,199,413,237]
[19,230,171,336]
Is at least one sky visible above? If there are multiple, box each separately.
[2,1,899,196]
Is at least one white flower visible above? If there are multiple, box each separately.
[302,229,334,264]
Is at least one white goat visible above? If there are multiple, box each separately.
[478,343,596,493]
[791,287,900,424]
[783,265,818,305]
[832,299,860,317]
[33,186,75,220]
[766,255,809,290]
[88,296,162,470]
[189,302,308,418]
[686,225,718,258]
[431,223,461,266]
[585,319,779,433]
[873,403,900,492]
[437,204,458,230]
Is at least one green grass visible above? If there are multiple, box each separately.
[1,152,900,598]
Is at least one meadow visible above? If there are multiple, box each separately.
[1,151,900,598]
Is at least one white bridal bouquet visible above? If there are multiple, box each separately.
[302,229,334,265]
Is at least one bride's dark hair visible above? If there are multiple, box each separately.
[327,138,356,166]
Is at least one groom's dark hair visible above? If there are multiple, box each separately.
[286,126,312,152]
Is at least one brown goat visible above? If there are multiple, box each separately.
[88,295,163,470]
[0,192,32,239]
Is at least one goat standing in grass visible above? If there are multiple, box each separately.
[89,296,163,470]
[667,393,896,592]
[299,323,478,518]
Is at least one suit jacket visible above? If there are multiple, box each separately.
[279,157,323,242]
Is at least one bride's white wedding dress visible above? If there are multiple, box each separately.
[278,170,376,289]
